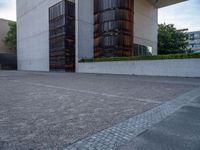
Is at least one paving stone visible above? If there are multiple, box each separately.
[65,88,200,150]
[118,105,200,150]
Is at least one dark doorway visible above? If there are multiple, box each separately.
[49,0,75,72]
[0,53,17,70]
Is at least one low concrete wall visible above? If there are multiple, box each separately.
[77,59,200,77]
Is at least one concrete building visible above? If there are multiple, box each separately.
[187,31,200,53]
[17,0,187,72]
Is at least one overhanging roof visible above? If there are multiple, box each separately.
[147,0,188,8]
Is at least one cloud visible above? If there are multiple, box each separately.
[0,0,16,21]
[0,0,10,8]
[158,0,200,31]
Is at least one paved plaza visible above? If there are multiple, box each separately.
[0,71,200,150]
[118,100,200,150]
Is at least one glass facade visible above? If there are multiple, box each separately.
[94,0,134,58]
[187,31,200,52]
[133,44,152,56]
[49,0,75,72]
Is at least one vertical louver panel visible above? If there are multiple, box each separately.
[94,0,134,58]
[49,0,75,72]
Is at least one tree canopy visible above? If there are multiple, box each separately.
[4,22,16,50]
[158,23,189,55]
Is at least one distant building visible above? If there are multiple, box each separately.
[0,18,17,69]
[187,31,200,53]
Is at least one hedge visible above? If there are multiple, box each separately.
[80,53,200,63]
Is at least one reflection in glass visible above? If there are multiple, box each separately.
[134,44,153,56]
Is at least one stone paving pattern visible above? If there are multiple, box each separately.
[0,71,199,150]
[118,96,200,150]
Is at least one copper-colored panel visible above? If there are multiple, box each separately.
[49,0,75,72]
[94,0,134,58]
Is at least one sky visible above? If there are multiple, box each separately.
[0,0,199,31]
[0,0,16,21]
[159,0,200,31]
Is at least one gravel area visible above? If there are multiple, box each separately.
[0,71,198,150]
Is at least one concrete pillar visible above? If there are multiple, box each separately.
[75,0,94,71]
[134,0,158,55]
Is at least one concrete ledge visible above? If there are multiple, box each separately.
[77,59,200,77]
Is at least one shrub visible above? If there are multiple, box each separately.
[79,53,200,63]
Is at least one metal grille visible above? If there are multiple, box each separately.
[49,0,75,72]
[94,0,134,58]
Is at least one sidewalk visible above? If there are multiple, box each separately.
[118,97,200,150]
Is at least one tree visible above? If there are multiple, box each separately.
[4,22,16,50]
[158,23,189,55]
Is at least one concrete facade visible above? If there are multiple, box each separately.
[17,0,75,71]
[17,0,92,71]
[0,19,15,54]
[75,0,94,71]
[17,0,61,71]
[134,0,158,55]
[77,59,200,77]
[147,0,188,8]
[17,0,186,72]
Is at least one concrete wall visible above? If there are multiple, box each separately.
[77,59,200,77]
[17,0,61,71]
[134,0,158,55]
[17,0,93,71]
[147,0,187,8]
[0,19,15,54]
[75,0,94,71]
[17,0,75,71]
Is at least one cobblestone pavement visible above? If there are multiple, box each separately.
[0,71,199,150]
[118,97,200,150]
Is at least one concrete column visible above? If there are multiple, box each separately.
[75,0,94,72]
[134,0,158,55]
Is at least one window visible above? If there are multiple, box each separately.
[134,44,153,56]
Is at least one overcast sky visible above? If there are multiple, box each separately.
[0,0,199,31]
[159,0,200,31]
[0,0,16,21]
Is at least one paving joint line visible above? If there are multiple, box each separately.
[12,80,161,104]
